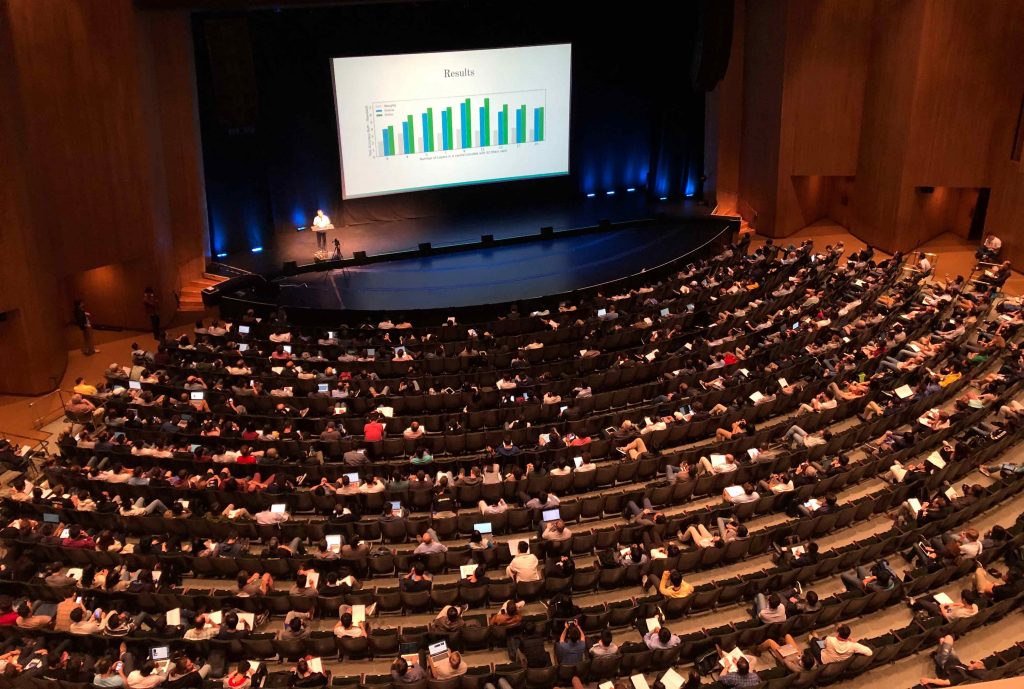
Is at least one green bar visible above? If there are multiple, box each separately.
[483,98,490,146]
[464,98,471,148]
[445,107,453,149]
[501,104,509,144]
[537,106,544,142]
[386,126,394,156]
[426,108,434,152]
[406,115,415,153]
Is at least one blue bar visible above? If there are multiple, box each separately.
[421,113,429,152]
[460,102,469,148]
[479,106,487,147]
[498,111,506,145]
[402,121,411,154]
[382,133,389,156]
[534,108,542,142]
[441,110,450,151]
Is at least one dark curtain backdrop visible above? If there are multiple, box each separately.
[193,1,708,256]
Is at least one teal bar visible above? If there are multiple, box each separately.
[534,107,544,142]
[517,105,526,143]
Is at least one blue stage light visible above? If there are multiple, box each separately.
[251,247,263,253]
[626,188,636,193]
[215,252,228,258]
[606,190,616,196]
[586,192,596,198]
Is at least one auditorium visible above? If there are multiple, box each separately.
[3,0,1024,688]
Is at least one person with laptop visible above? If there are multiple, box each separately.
[428,648,467,679]
[541,519,572,543]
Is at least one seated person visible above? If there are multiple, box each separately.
[428,650,467,679]
[555,620,586,664]
[839,561,899,594]
[643,624,680,650]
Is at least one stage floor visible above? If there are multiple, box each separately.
[214,195,707,275]
[274,222,721,311]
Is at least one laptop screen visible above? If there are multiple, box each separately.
[149,647,169,661]
[238,325,250,334]
[190,391,204,401]
[238,343,249,352]
[318,383,329,393]
[345,472,360,483]
[597,308,607,317]
[270,504,287,514]
[542,508,561,522]
[282,345,292,354]
[128,380,142,390]
[474,522,492,534]
[660,308,669,317]
[43,513,59,523]
[390,501,401,512]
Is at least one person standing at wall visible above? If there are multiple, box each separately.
[73,299,97,356]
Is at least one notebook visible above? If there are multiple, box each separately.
[777,643,798,657]
[508,538,530,556]
[459,565,478,579]
[926,452,947,469]
[933,592,954,606]
[749,391,765,403]
[724,485,746,499]
[894,385,914,399]
[304,571,320,589]
[166,608,181,626]
[710,454,727,467]
[308,658,323,674]
[645,617,660,632]
[660,668,685,689]
[631,675,651,689]
[325,535,342,553]
[890,464,908,482]
[351,605,366,624]
[719,647,745,670]
[778,378,789,388]
[907,498,923,515]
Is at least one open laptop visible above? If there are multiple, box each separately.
[474,522,492,534]
[542,508,561,523]
[238,325,250,334]
[128,380,142,390]
[427,640,449,664]
[190,391,204,401]
[238,343,249,352]
[270,503,287,514]
[149,646,171,672]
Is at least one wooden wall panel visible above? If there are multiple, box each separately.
[0,1,69,394]
[0,0,208,392]
[847,0,927,251]
[785,0,872,177]
[704,0,745,212]
[737,0,788,235]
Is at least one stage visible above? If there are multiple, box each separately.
[208,195,736,317]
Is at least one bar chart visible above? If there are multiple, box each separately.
[371,89,546,158]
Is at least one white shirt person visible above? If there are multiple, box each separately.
[312,209,333,250]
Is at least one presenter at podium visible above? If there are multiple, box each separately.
[312,209,333,250]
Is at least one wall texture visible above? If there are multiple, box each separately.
[0,0,208,394]
[719,0,1024,256]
